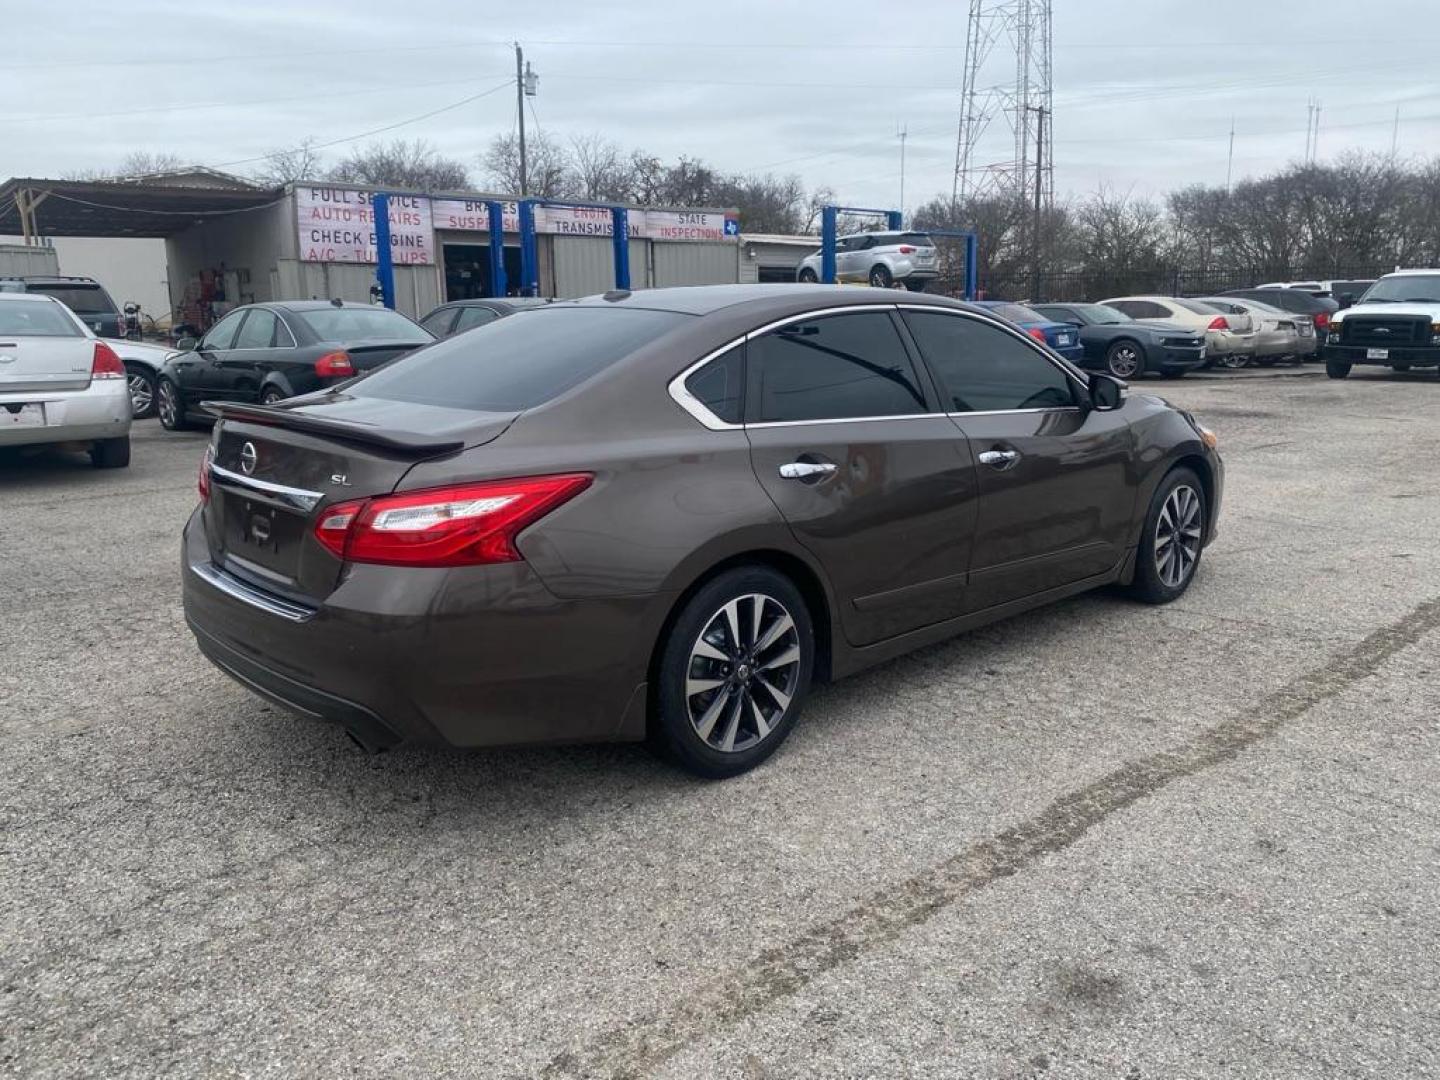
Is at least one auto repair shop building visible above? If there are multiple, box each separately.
[1,173,743,321]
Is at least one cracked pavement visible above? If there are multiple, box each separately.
[2,367,1438,1078]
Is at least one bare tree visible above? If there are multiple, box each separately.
[64,152,189,182]
[569,134,632,201]
[328,139,469,191]
[479,131,574,198]
[251,137,323,188]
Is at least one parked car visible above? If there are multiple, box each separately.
[110,338,177,420]
[1196,297,1304,367]
[796,231,939,289]
[0,292,131,467]
[1220,287,1339,343]
[182,284,1223,778]
[1255,279,1375,308]
[418,297,554,338]
[1100,295,1257,366]
[155,300,434,431]
[1255,280,1325,295]
[1323,268,1440,379]
[0,275,123,338]
[972,300,1084,365]
[1032,302,1207,379]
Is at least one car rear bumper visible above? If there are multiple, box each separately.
[1324,343,1440,366]
[1052,343,1084,364]
[0,380,131,448]
[181,509,660,751]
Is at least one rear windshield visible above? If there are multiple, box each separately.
[1172,298,1221,316]
[898,232,934,248]
[26,284,115,314]
[294,306,433,344]
[989,303,1044,324]
[0,299,83,336]
[354,307,689,411]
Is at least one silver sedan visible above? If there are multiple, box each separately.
[0,293,132,467]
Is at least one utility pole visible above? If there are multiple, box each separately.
[1225,116,1235,192]
[1029,105,1045,302]
[898,122,908,214]
[1304,100,1314,162]
[1312,101,1321,163]
[514,42,528,196]
[1390,105,1400,158]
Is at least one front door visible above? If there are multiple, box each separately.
[218,307,282,402]
[900,308,1135,613]
[743,308,979,646]
[177,308,248,406]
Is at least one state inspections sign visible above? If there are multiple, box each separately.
[296,186,435,265]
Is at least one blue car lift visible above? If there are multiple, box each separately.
[374,192,510,306]
[517,198,631,297]
[818,204,979,301]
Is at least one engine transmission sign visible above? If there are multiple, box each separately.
[296,186,435,265]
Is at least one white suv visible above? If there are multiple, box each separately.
[797,231,939,290]
[1323,269,1440,379]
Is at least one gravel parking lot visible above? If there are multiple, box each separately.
[3,366,1438,1079]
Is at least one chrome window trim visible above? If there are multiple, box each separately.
[209,462,324,511]
[666,302,1100,432]
[191,562,314,622]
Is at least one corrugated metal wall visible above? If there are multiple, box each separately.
[294,262,438,318]
[551,236,618,297]
[653,242,738,287]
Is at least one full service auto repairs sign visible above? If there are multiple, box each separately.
[297,186,435,264]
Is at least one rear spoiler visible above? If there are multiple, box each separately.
[202,401,464,455]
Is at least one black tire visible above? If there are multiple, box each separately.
[125,364,157,420]
[1325,359,1352,380]
[797,268,818,284]
[653,565,815,779]
[1217,353,1248,370]
[903,279,928,293]
[1104,340,1145,379]
[260,386,286,405]
[1126,467,1206,605]
[868,264,893,288]
[156,378,192,430]
[90,435,130,469]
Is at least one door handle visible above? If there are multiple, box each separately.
[779,461,838,481]
[977,448,1020,470]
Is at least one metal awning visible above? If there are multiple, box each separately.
[0,176,284,240]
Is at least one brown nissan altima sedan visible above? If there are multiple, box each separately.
[182,285,1222,778]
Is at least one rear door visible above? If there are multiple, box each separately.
[743,307,979,646]
[901,308,1135,613]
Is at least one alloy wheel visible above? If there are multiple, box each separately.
[127,372,154,416]
[1219,354,1248,370]
[1155,484,1203,588]
[158,381,177,426]
[1108,344,1141,378]
[685,593,801,753]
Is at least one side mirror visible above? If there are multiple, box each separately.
[1088,373,1125,410]
[1338,293,1355,308]
[176,336,197,352]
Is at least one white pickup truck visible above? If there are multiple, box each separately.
[1324,270,1440,379]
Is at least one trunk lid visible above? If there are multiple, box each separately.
[203,396,517,603]
[0,336,93,395]
[326,339,424,374]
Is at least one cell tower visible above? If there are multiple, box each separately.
[951,0,1054,208]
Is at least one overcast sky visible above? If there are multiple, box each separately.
[7,0,1440,212]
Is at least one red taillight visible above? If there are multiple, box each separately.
[1206,316,1230,331]
[198,445,213,504]
[1313,311,1330,329]
[314,351,355,378]
[897,245,916,254]
[91,340,125,379]
[1027,327,1048,343]
[313,474,593,567]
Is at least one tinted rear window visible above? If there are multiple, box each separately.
[899,233,935,247]
[988,303,1045,324]
[355,307,688,411]
[0,299,83,337]
[27,284,115,314]
[294,307,432,344]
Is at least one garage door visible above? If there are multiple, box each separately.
[653,242,738,287]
